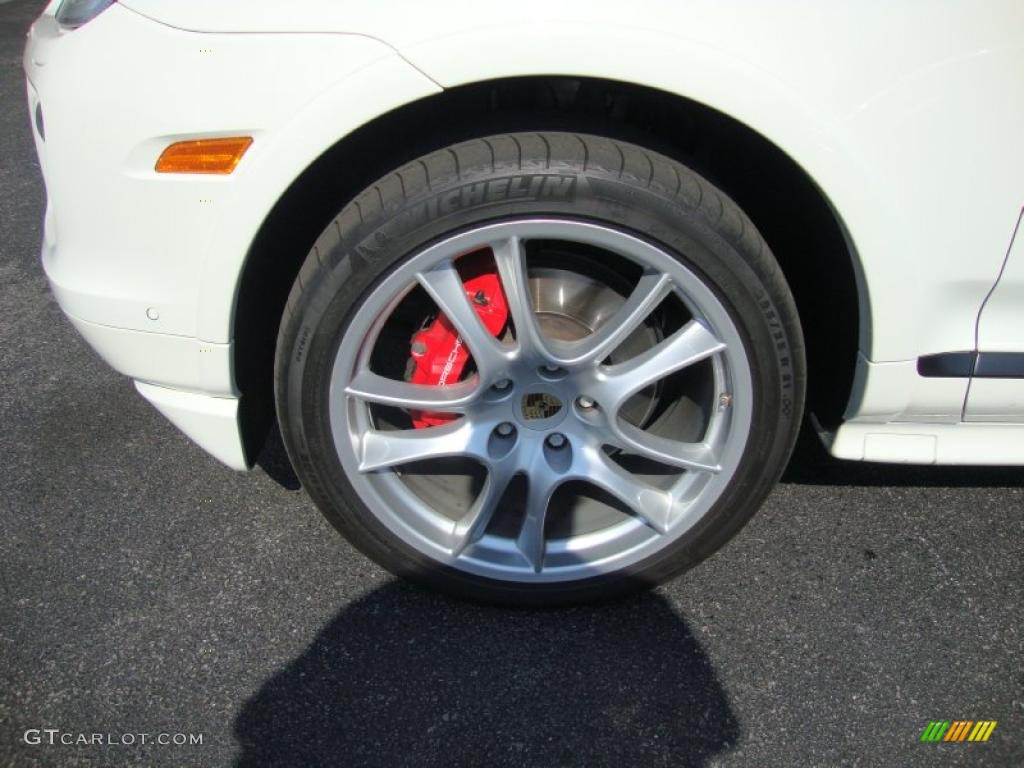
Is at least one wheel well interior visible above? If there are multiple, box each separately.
[235,76,860,464]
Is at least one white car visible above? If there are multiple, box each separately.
[24,0,1024,603]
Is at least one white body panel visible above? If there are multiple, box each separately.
[24,1,1024,467]
[26,7,438,341]
[964,209,1024,422]
[975,210,1024,355]
[116,0,1024,362]
[830,422,1024,466]
[134,382,247,470]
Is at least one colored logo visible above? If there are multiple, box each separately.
[521,392,563,421]
[920,721,997,742]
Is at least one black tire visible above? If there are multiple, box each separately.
[275,132,805,606]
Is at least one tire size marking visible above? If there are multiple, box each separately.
[294,326,312,364]
[758,294,795,416]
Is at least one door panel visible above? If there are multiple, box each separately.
[966,209,1024,422]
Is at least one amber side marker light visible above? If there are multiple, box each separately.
[155,137,253,174]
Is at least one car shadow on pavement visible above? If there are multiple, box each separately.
[233,582,738,767]
[254,420,302,491]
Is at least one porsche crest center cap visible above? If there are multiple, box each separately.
[521,392,564,421]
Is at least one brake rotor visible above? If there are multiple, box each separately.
[527,266,662,427]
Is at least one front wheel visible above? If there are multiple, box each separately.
[276,132,804,605]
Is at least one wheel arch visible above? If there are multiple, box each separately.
[233,76,864,463]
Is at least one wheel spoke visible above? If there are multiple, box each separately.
[491,236,550,361]
[610,420,722,473]
[597,318,725,408]
[449,460,517,556]
[580,448,674,534]
[515,465,558,572]
[357,420,482,472]
[416,261,508,377]
[345,370,478,411]
[548,271,673,366]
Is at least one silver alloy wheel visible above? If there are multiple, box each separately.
[329,219,754,583]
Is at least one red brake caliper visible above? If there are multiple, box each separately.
[408,263,509,428]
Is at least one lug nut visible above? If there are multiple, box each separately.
[547,433,566,448]
[496,422,515,437]
[493,379,511,390]
[576,396,596,410]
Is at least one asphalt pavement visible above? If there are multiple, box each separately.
[1,1,1021,765]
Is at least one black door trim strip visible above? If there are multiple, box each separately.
[918,352,1024,379]
[976,352,1024,378]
